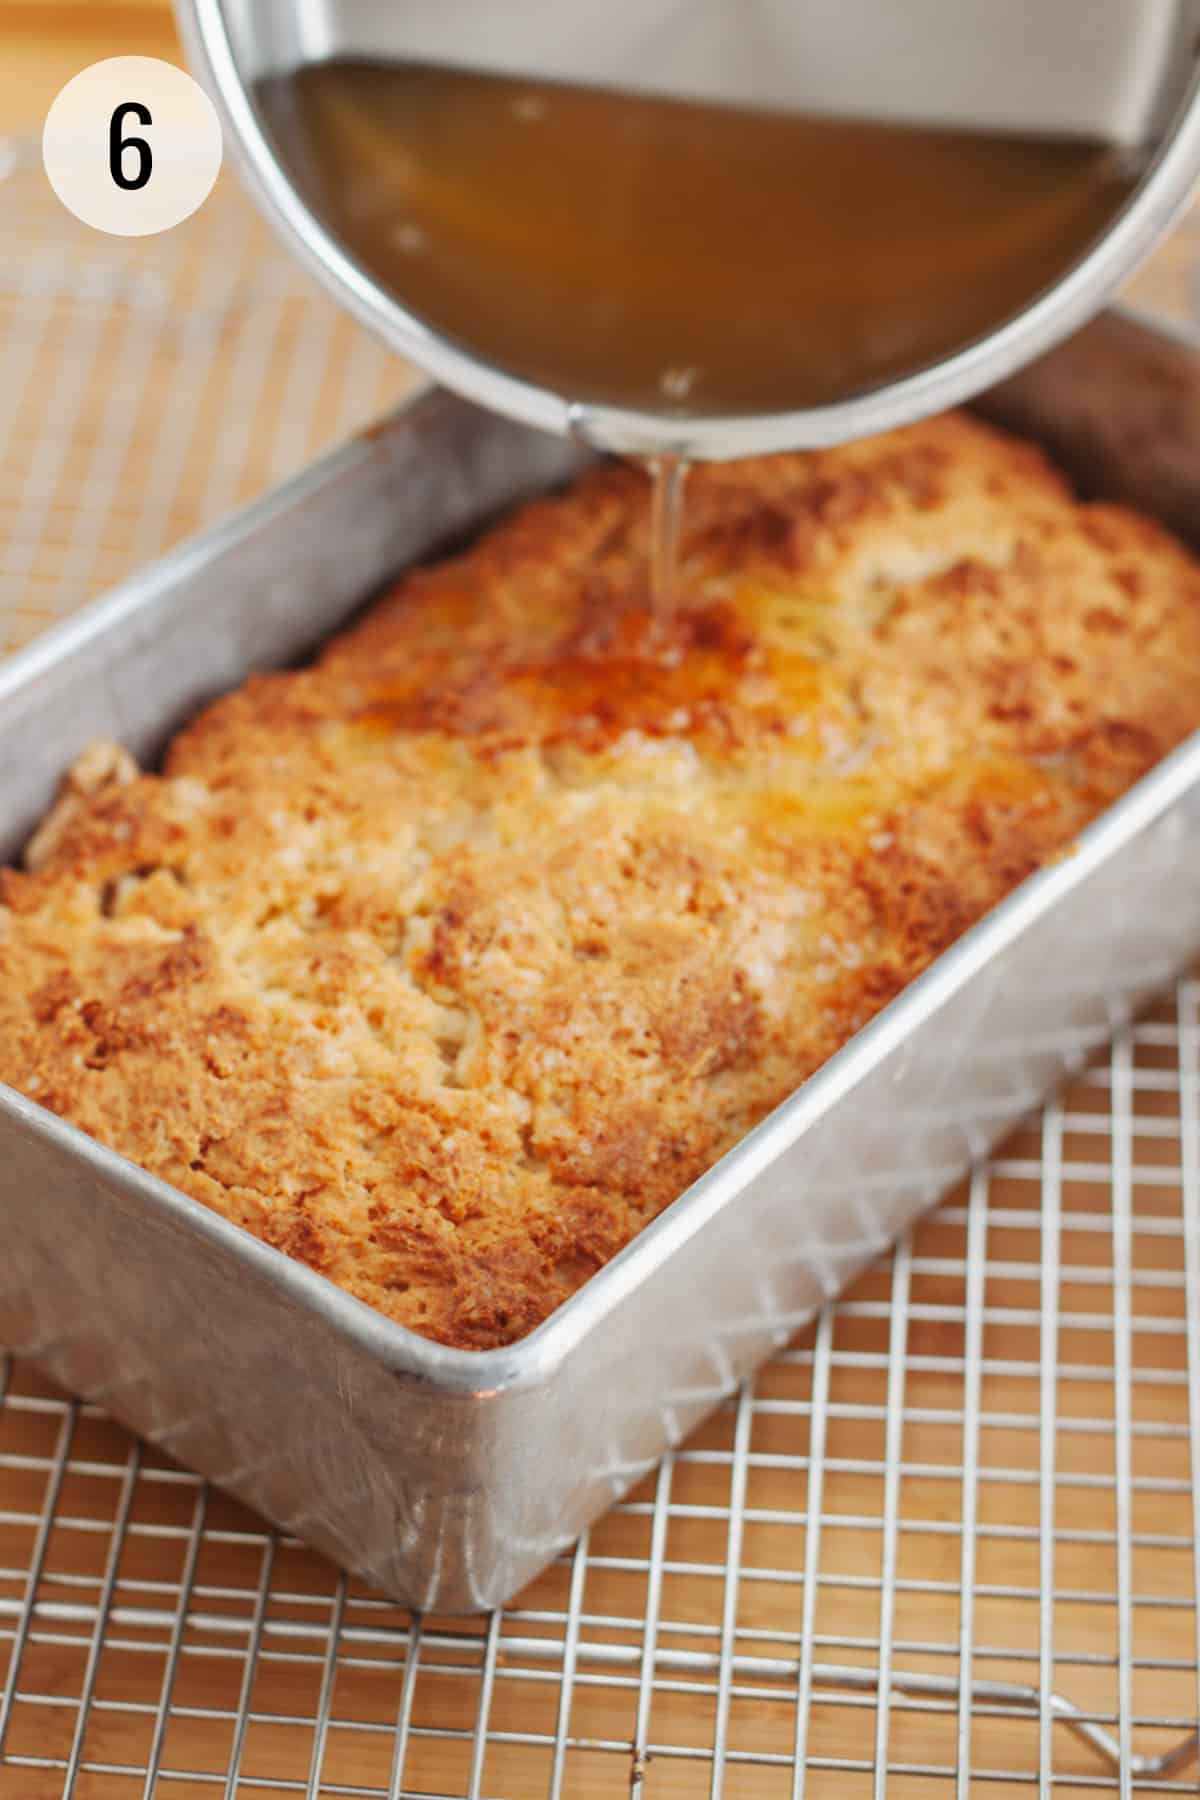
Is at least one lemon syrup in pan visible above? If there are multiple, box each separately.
[254,57,1136,602]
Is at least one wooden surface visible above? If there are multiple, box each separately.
[0,8,1197,1795]
[0,3,180,134]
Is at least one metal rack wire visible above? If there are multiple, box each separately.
[2,140,1200,1798]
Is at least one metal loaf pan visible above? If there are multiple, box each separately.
[3,309,1200,1613]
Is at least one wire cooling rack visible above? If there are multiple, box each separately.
[0,139,413,658]
[2,139,1200,1798]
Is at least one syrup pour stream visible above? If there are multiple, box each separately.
[647,454,688,614]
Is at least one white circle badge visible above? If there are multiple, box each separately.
[43,57,223,237]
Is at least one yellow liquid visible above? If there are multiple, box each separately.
[255,57,1137,419]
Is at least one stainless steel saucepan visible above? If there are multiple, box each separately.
[177,0,1200,456]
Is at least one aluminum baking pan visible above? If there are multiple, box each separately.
[3,307,1200,1614]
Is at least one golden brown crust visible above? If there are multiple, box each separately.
[4,412,1200,1348]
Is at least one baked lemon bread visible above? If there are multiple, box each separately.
[4,414,1199,1349]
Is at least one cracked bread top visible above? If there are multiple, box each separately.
[3,411,1200,1349]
